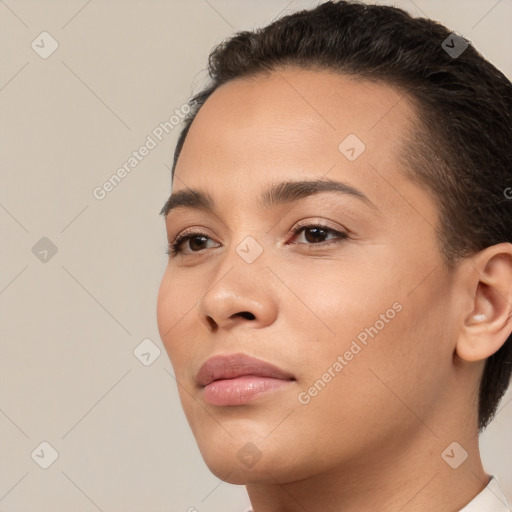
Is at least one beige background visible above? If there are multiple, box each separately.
[1,1,511,511]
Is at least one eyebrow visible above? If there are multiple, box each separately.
[159,178,379,218]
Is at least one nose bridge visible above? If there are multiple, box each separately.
[197,231,275,330]
[220,223,270,282]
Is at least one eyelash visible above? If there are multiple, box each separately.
[165,223,349,257]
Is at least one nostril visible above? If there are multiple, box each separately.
[206,316,217,331]
[236,311,255,320]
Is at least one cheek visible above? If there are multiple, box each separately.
[157,273,202,426]
[284,307,434,457]
[156,271,197,366]
[288,255,449,411]
[156,272,174,345]
[274,256,397,347]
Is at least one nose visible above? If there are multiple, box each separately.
[196,249,278,333]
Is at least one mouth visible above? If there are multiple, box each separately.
[196,353,296,406]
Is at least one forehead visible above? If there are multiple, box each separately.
[172,66,436,226]
[180,66,415,157]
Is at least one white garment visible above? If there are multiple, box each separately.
[459,475,511,511]
[243,475,512,512]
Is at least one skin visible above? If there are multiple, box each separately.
[156,66,512,511]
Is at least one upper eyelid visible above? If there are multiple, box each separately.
[170,219,347,239]
[292,218,349,233]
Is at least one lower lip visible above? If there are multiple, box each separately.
[202,375,293,406]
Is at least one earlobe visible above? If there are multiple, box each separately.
[456,243,512,363]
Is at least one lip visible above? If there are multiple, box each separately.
[196,353,295,406]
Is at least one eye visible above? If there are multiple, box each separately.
[165,223,349,257]
[166,229,218,257]
[287,223,349,248]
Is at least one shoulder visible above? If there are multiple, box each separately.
[458,475,512,512]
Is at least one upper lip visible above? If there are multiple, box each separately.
[196,353,295,387]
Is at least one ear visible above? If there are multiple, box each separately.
[456,243,512,362]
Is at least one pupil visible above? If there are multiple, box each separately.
[190,235,207,250]
[306,227,326,243]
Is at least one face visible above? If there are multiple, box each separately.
[156,67,460,484]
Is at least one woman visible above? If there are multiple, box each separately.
[157,1,512,510]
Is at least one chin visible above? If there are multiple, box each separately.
[204,461,263,485]
[194,437,266,483]
[194,435,313,486]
